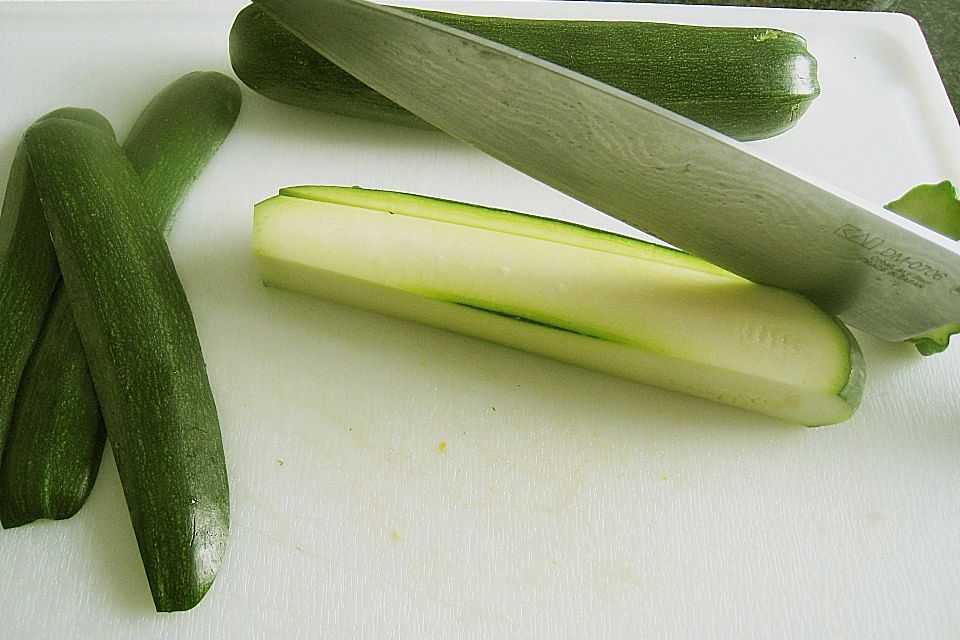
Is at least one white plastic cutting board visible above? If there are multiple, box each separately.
[1,1,959,638]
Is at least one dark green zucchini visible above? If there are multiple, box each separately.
[229,4,820,141]
[24,118,229,612]
[0,72,241,529]
[0,109,114,460]
[124,71,244,232]
[636,1,894,10]
[0,287,105,528]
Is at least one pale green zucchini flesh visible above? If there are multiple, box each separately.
[254,186,864,426]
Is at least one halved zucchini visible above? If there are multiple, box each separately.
[254,186,864,426]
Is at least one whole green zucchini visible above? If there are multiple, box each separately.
[0,72,241,529]
[229,4,820,141]
[24,118,229,613]
[0,109,113,458]
[637,1,894,9]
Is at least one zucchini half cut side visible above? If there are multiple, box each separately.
[254,186,864,426]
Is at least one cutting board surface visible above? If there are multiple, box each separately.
[1,1,959,638]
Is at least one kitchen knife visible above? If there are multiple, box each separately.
[253,0,960,342]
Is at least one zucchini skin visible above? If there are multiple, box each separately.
[0,109,113,461]
[0,72,241,529]
[642,0,894,9]
[24,119,229,613]
[0,287,105,528]
[229,4,820,141]
[124,71,244,232]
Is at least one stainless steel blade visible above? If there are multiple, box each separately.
[253,0,960,341]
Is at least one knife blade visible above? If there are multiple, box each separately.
[253,0,960,341]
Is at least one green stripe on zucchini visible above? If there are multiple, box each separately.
[254,186,863,426]
[229,4,820,141]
